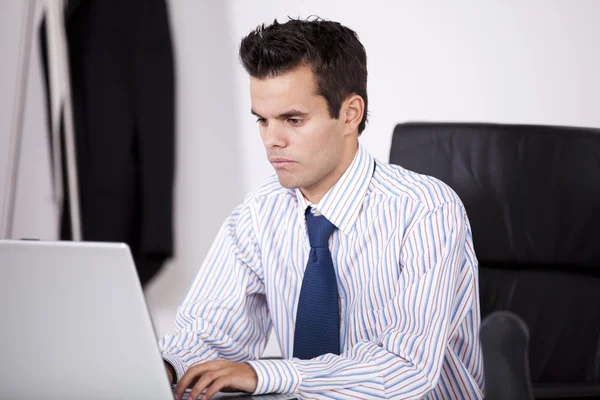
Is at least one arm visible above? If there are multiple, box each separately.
[160,202,270,383]
[247,202,483,399]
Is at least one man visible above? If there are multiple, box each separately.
[162,17,484,399]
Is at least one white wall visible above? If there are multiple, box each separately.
[225,0,600,193]
[3,0,600,359]
[143,0,248,346]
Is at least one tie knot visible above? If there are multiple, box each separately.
[305,209,336,248]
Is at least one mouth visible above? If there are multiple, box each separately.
[270,158,295,169]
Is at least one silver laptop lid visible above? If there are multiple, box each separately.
[0,240,173,400]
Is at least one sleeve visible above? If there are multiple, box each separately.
[159,201,271,382]
[246,202,483,399]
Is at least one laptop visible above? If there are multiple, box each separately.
[0,240,294,400]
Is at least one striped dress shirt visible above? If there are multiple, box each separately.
[159,145,484,399]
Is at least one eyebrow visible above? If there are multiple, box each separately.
[251,109,309,119]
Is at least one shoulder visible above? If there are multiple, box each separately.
[371,161,464,212]
[222,175,293,237]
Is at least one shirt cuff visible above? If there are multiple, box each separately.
[246,359,302,395]
[162,352,187,384]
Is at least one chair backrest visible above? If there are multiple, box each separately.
[480,311,534,400]
[390,122,600,398]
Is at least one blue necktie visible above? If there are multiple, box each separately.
[293,208,340,359]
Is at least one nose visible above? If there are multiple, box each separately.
[261,122,287,149]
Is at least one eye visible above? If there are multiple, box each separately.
[256,118,268,126]
[288,118,303,126]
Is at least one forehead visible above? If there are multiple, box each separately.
[250,65,323,115]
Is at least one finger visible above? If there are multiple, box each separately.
[175,364,211,399]
[203,375,235,399]
[188,369,228,400]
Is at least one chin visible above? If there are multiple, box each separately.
[277,179,300,190]
[276,174,302,190]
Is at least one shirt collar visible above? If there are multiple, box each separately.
[296,144,374,235]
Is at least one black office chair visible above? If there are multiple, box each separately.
[481,311,535,400]
[389,122,600,399]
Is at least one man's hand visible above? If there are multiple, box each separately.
[173,360,258,400]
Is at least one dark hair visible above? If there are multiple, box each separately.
[239,17,369,134]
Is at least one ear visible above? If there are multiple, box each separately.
[341,94,364,136]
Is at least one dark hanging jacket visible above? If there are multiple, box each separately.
[41,0,176,285]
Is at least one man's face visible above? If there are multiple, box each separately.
[250,65,355,202]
